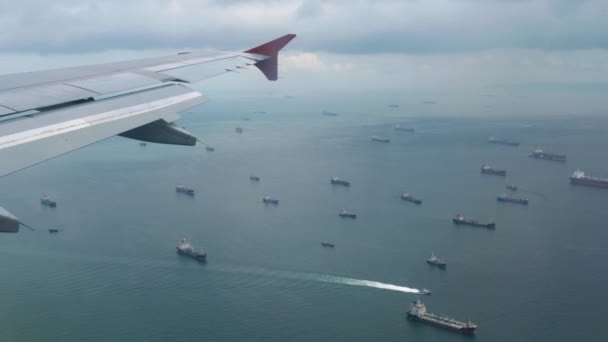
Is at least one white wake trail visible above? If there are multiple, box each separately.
[210,265,421,294]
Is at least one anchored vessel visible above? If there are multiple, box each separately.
[529,149,566,162]
[40,194,57,208]
[388,104,400,108]
[176,184,195,195]
[139,142,147,147]
[176,239,207,262]
[330,177,350,187]
[488,136,520,147]
[407,300,477,335]
[250,175,260,182]
[569,169,608,188]
[401,193,422,205]
[338,209,357,219]
[205,146,215,152]
[497,193,529,205]
[235,126,243,134]
[370,136,390,143]
[453,214,495,229]
[322,110,338,116]
[321,241,335,248]
[393,124,415,132]
[481,163,506,176]
[262,196,279,205]
[426,253,447,269]
[506,184,518,191]
[48,228,59,233]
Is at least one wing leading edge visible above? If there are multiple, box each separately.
[0,34,296,178]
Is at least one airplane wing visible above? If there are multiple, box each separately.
[0,34,296,178]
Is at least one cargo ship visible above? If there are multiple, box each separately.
[393,124,415,132]
[250,175,260,182]
[338,209,357,219]
[569,169,608,188]
[388,104,400,108]
[528,148,566,162]
[488,136,520,147]
[262,196,279,205]
[176,184,195,195]
[321,241,335,248]
[481,163,506,176]
[139,142,147,147]
[453,214,495,229]
[176,239,207,262]
[205,146,215,152]
[40,194,57,208]
[370,136,390,143]
[322,110,338,117]
[426,252,446,269]
[407,300,477,335]
[506,184,518,191]
[330,177,350,187]
[235,126,243,134]
[497,193,529,205]
[48,228,59,233]
[401,193,422,205]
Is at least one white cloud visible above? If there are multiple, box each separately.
[280,52,326,72]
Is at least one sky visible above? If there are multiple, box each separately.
[1,0,608,115]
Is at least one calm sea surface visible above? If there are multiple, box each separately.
[1,95,607,341]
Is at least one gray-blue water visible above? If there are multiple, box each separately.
[1,95,607,341]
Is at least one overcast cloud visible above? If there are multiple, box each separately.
[0,0,607,54]
[1,0,608,114]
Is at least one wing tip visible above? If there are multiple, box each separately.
[245,34,296,81]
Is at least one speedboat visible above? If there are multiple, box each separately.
[420,288,431,295]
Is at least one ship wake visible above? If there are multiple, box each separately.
[210,265,421,294]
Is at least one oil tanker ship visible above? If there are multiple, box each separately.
[401,193,422,205]
[407,300,477,335]
[569,169,608,188]
[176,239,207,262]
[529,148,566,162]
[487,136,519,147]
[488,135,519,147]
[453,214,496,229]
[330,177,350,187]
[497,193,529,205]
[481,163,507,176]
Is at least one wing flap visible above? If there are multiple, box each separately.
[66,72,162,95]
[0,84,206,177]
[0,84,98,112]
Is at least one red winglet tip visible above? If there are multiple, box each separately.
[244,34,296,81]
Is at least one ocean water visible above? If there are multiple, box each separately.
[1,95,608,341]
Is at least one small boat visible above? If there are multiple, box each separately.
[235,126,243,134]
[370,135,390,143]
[321,241,335,248]
[139,142,147,147]
[426,252,447,269]
[338,209,357,219]
[420,288,431,295]
[176,184,195,195]
[322,110,338,117]
[262,196,279,205]
[401,193,422,205]
[48,228,59,233]
[250,175,260,182]
[205,146,215,152]
[506,184,518,191]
